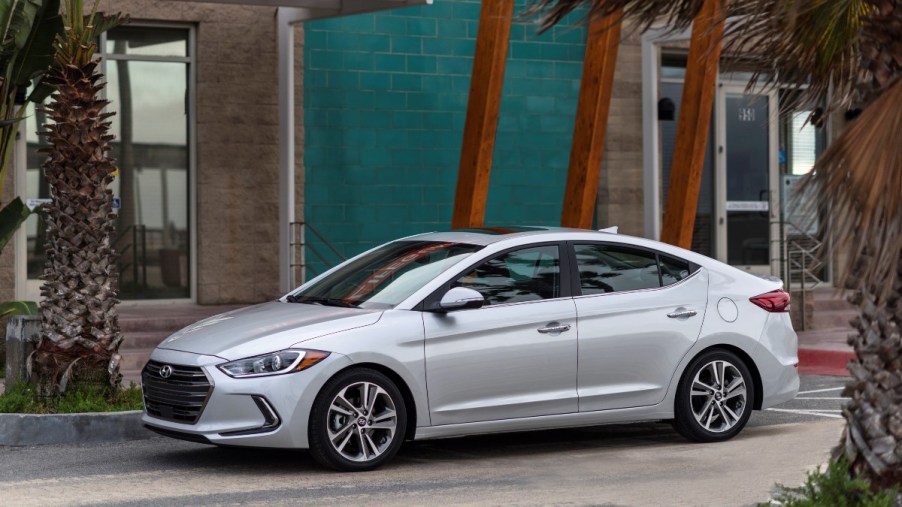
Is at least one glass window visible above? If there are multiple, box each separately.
[453,245,560,306]
[660,255,692,286]
[23,26,194,300]
[106,26,192,299]
[574,244,660,295]
[293,241,482,309]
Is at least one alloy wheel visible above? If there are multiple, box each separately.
[689,360,747,433]
[326,381,398,462]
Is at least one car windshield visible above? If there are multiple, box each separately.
[288,241,483,309]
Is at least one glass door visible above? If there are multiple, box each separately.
[715,85,779,273]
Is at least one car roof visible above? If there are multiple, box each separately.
[399,226,716,270]
[402,226,593,246]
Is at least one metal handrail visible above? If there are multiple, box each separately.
[113,224,148,289]
[781,220,824,331]
[289,222,346,287]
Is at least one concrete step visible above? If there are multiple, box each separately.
[119,348,155,373]
[812,298,856,312]
[120,331,172,351]
[810,309,858,331]
[119,315,201,334]
[117,304,245,333]
[797,327,856,352]
[121,370,143,387]
[810,289,854,311]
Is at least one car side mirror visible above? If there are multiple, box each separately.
[438,287,485,311]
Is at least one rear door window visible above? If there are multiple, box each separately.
[660,255,692,286]
[573,244,660,295]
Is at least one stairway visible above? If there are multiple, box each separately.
[118,304,246,385]
[795,288,857,375]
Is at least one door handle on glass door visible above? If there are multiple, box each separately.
[667,309,697,319]
[537,322,571,334]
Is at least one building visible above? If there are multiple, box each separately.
[0,0,834,308]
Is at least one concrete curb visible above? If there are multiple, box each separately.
[0,410,154,446]
[798,348,854,377]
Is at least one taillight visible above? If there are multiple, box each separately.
[750,289,791,313]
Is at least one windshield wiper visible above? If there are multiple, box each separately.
[285,295,359,308]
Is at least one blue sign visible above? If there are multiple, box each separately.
[112,197,121,209]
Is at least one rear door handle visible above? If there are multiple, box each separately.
[538,322,571,334]
[667,309,697,319]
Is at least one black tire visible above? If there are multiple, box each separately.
[308,368,407,471]
[672,349,755,443]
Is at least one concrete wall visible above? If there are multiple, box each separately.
[598,28,644,236]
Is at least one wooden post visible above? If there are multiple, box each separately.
[660,0,725,248]
[560,12,623,229]
[451,0,515,229]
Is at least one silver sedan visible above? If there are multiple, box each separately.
[141,227,799,471]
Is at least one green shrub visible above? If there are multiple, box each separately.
[0,382,144,414]
[762,457,899,507]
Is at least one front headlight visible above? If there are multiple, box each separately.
[217,349,330,378]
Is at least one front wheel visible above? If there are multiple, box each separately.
[308,368,407,471]
[673,350,755,442]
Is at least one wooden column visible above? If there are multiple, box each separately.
[560,12,623,229]
[660,0,725,248]
[451,0,515,229]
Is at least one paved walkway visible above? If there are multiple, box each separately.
[0,417,843,506]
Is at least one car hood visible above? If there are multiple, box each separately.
[156,302,383,360]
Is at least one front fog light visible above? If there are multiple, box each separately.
[218,349,330,378]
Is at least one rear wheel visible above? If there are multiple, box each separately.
[308,368,407,471]
[673,350,754,442]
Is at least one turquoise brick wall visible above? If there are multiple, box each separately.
[304,0,587,276]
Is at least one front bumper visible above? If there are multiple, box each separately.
[141,347,352,448]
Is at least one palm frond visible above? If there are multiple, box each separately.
[800,78,902,300]
[526,0,711,34]
[723,0,867,113]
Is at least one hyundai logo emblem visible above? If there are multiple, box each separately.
[159,365,173,378]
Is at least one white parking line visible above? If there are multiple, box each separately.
[765,407,844,419]
[797,387,845,395]
[794,397,847,400]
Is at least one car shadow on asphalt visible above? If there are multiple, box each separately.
[149,421,690,474]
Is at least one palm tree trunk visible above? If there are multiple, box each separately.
[31,57,123,394]
[836,253,902,489]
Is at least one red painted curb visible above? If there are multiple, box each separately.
[797,348,854,377]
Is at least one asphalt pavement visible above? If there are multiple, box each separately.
[0,375,849,507]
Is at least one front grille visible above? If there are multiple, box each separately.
[142,361,212,424]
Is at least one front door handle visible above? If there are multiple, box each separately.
[667,309,698,319]
[538,322,571,334]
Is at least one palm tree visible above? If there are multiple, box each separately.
[530,0,901,489]
[28,0,125,394]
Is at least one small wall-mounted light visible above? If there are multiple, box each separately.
[810,107,825,128]
[844,108,862,121]
[658,98,675,121]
